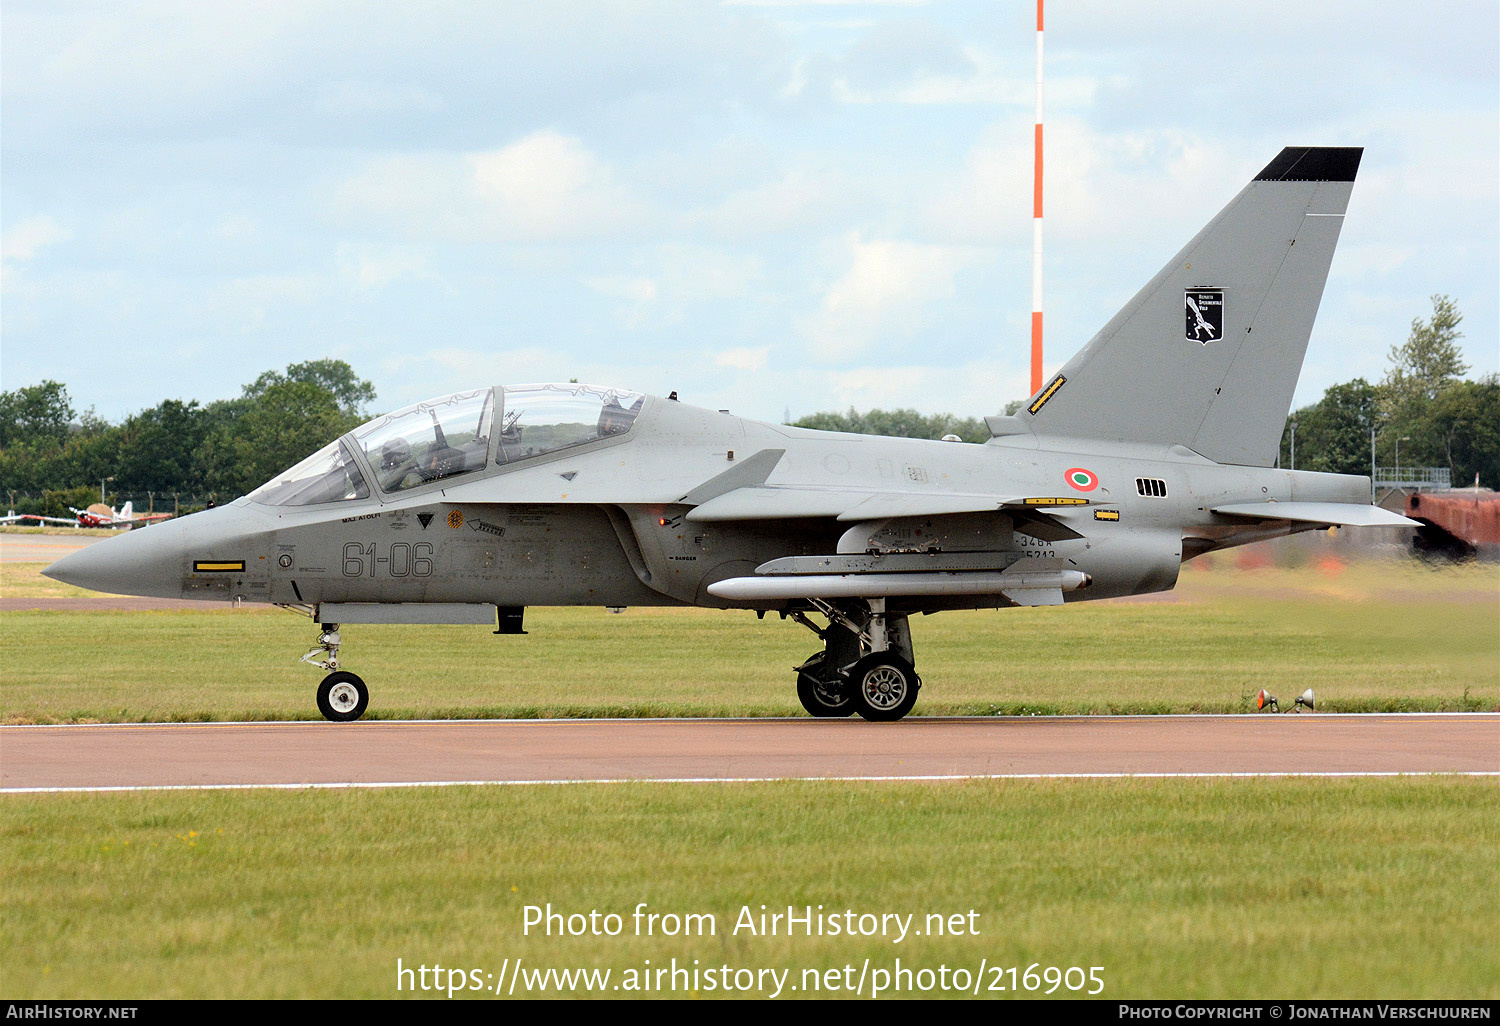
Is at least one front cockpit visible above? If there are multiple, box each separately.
[356,388,495,493]
[246,383,645,507]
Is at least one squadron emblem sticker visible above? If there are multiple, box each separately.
[1064,467,1099,492]
[1185,288,1224,344]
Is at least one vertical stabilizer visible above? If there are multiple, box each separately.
[1019,146,1360,467]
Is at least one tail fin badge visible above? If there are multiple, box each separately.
[1185,288,1224,344]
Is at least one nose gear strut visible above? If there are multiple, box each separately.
[300,623,342,671]
[290,620,369,722]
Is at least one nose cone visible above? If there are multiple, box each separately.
[42,503,270,600]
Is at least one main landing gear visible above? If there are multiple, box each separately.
[300,622,369,722]
[787,598,920,722]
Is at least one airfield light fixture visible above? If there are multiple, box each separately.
[1256,689,1279,712]
[1294,689,1315,713]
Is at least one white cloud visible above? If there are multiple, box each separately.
[469,132,641,239]
[334,131,648,243]
[1,216,73,265]
[697,169,855,239]
[715,346,770,371]
[587,245,763,328]
[585,275,658,305]
[336,242,437,290]
[801,234,986,360]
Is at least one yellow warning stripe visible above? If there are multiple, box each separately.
[1094,510,1120,522]
[1022,497,1089,507]
[193,561,245,573]
[1027,373,1066,415]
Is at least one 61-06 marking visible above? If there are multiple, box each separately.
[341,541,434,578]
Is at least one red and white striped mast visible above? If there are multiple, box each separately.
[1030,0,1045,396]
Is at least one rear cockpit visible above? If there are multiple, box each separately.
[495,383,642,465]
[246,383,645,506]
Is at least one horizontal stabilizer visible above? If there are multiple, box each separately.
[1211,502,1419,527]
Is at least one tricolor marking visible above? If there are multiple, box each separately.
[1064,467,1099,492]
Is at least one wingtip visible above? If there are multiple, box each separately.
[1254,146,1363,183]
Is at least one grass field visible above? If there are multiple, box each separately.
[2,557,1496,722]
[3,777,1494,1000]
[5,553,1495,1001]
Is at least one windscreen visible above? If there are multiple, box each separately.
[496,384,643,465]
[354,389,494,493]
[247,440,370,506]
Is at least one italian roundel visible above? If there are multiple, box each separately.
[1065,467,1099,491]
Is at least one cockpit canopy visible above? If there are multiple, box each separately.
[496,383,643,465]
[246,439,370,506]
[356,389,494,493]
[247,383,644,506]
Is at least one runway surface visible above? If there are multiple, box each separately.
[3,714,1495,791]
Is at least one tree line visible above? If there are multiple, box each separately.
[1,360,375,517]
[1274,295,1496,488]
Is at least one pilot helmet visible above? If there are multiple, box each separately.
[380,437,412,468]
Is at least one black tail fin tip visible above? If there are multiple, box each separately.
[1255,146,1362,182]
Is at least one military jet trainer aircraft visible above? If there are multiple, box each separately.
[46,146,1417,722]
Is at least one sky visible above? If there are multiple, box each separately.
[3,0,1496,426]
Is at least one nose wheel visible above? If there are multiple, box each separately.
[296,621,371,722]
[317,671,369,722]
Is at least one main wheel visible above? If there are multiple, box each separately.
[848,653,919,722]
[317,671,369,722]
[795,652,854,718]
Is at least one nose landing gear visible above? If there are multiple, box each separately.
[299,622,369,722]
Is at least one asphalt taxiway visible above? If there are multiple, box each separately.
[3,714,1495,792]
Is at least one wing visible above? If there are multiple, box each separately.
[1210,501,1419,527]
